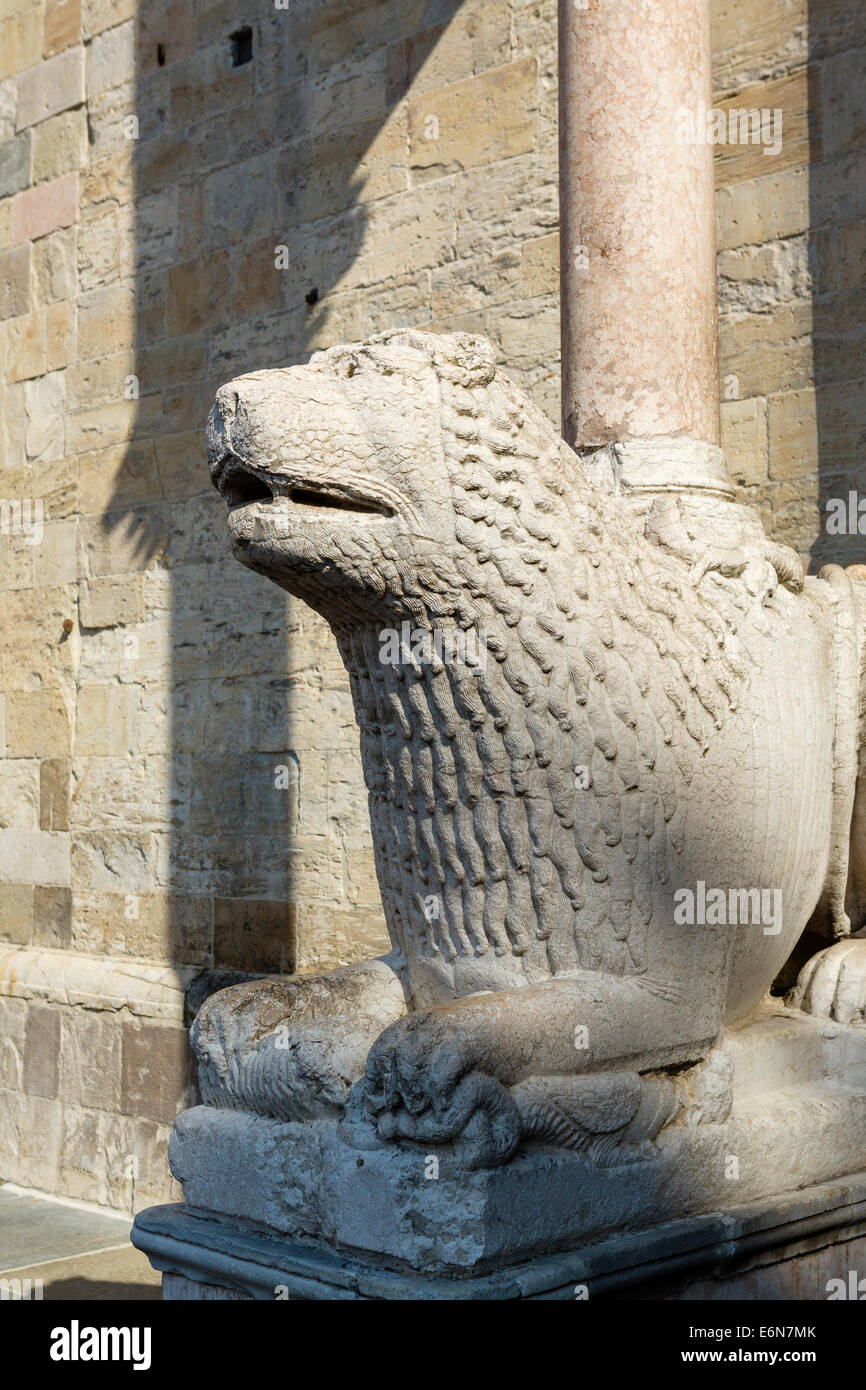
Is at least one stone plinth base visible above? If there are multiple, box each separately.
[131,1010,866,1298]
[132,1175,866,1299]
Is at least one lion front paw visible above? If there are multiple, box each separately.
[789,938,866,1025]
[362,1012,521,1167]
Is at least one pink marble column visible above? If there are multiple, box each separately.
[559,0,721,454]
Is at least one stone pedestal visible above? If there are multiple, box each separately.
[132,1009,866,1299]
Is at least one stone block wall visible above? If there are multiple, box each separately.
[0,0,863,1208]
[712,0,866,568]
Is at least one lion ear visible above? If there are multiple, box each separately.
[370,328,497,388]
[440,333,497,387]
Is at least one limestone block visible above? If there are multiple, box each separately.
[60,1008,121,1110]
[834,218,866,292]
[277,114,408,231]
[454,151,559,259]
[138,335,207,392]
[71,754,185,832]
[0,995,28,1088]
[32,884,72,948]
[0,8,41,84]
[86,17,134,98]
[81,0,135,41]
[386,3,512,102]
[521,232,559,299]
[71,829,156,895]
[213,898,297,975]
[18,302,73,379]
[0,243,31,319]
[76,283,136,361]
[60,1102,126,1205]
[31,106,87,184]
[715,166,809,252]
[0,75,15,142]
[0,831,70,886]
[409,59,538,179]
[39,758,70,831]
[714,69,814,187]
[13,170,79,245]
[822,46,866,160]
[718,301,813,399]
[79,576,143,630]
[66,390,161,455]
[0,129,31,197]
[768,385,820,479]
[77,440,157,515]
[0,586,79,693]
[0,1088,25,1172]
[169,48,254,129]
[6,689,70,759]
[0,757,40,828]
[718,236,811,315]
[44,0,82,58]
[32,224,77,304]
[339,182,457,292]
[0,882,34,945]
[78,207,120,292]
[17,46,84,130]
[120,187,178,277]
[17,1092,62,1191]
[0,943,196,1021]
[71,889,211,966]
[34,519,77,588]
[67,350,137,412]
[23,1003,61,1098]
[721,395,769,486]
[0,197,14,253]
[121,1020,197,1125]
[431,250,522,320]
[711,0,808,94]
[166,251,230,337]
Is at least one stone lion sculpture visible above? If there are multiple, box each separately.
[193,329,866,1169]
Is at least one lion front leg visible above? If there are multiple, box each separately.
[192,956,407,1121]
[361,969,726,1165]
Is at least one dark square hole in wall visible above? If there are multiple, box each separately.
[230,27,253,66]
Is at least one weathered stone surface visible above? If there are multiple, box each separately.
[0,883,34,945]
[32,884,72,949]
[121,1021,196,1125]
[408,59,537,178]
[40,757,70,830]
[722,395,770,486]
[31,224,77,303]
[44,0,82,58]
[0,244,31,319]
[23,1003,61,1098]
[0,757,40,829]
[12,170,78,243]
[16,46,85,130]
[31,106,87,184]
[0,8,41,84]
[6,688,70,758]
[60,1008,121,1109]
[0,130,31,197]
[212,899,297,975]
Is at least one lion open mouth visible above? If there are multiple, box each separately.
[216,459,395,519]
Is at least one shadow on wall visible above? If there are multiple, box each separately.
[807,10,866,572]
[99,1,465,989]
